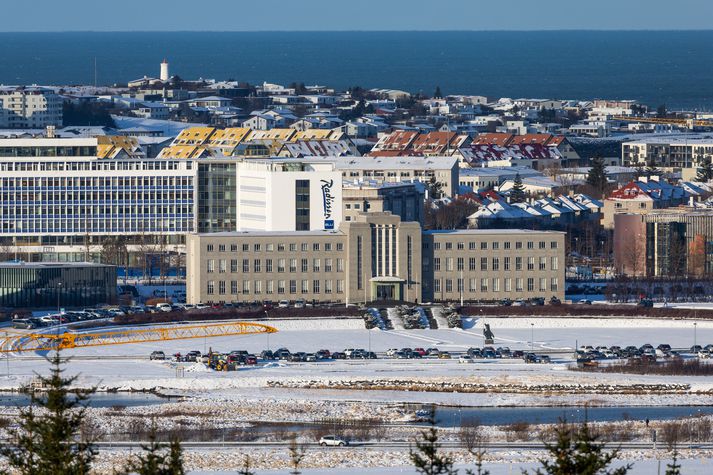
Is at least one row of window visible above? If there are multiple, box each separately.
[207,258,345,274]
[433,277,559,293]
[206,279,345,295]
[433,240,558,251]
[433,256,559,272]
[206,242,344,253]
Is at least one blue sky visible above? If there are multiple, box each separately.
[3,0,713,31]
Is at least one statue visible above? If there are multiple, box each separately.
[483,323,495,344]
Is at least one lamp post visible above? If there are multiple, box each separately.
[694,322,697,349]
[56,281,63,315]
[530,323,534,352]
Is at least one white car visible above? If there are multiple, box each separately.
[278,300,290,308]
[458,355,473,364]
[386,348,399,357]
[698,350,711,359]
[156,303,172,312]
[319,435,348,447]
[294,299,305,308]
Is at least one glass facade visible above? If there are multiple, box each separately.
[197,162,236,233]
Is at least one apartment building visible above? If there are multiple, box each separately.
[622,136,713,179]
[0,87,63,129]
[186,213,564,305]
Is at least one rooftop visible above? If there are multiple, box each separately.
[424,229,565,236]
[194,230,345,238]
[0,261,113,269]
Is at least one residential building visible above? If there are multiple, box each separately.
[0,87,63,129]
[602,177,689,228]
[621,136,713,180]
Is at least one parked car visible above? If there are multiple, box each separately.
[319,435,348,447]
[278,300,290,308]
[150,351,166,361]
[438,352,452,359]
[458,355,473,364]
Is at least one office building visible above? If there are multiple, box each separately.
[342,181,424,225]
[0,262,116,308]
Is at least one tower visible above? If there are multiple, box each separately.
[160,59,170,82]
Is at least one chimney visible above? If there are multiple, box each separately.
[46,125,56,138]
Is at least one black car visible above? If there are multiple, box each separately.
[260,350,275,360]
[331,352,346,360]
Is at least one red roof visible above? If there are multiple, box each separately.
[473,133,513,146]
[510,134,555,146]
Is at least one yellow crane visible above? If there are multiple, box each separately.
[0,321,277,353]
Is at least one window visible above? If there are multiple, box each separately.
[207,259,215,273]
[469,278,476,292]
[207,281,215,295]
[336,243,344,251]
[551,241,558,249]
[434,258,441,272]
[492,242,499,250]
[469,257,476,271]
[469,242,476,250]
[504,242,511,250]
[516,241,522,250]
[218,281,226,295]
[278,280,285,294]
[230,281,238,295]
[242,244,249,252]
[313,280,320,293]
[301,243,308,252]
[445,279,453,292]
[325,258,333,272]
[446,258,454,272]
[231,244,238,252]
[457,257,464,271]
[207,244,214,252]
[516,278,523,292]
[551,257,559,271]
[325,243,332,251]
[527,241,534,250]
[551,278,559,292]
[540,278,547,292]
[515,257,522,271]
[457,278,463,293]
[434,279,441,293]
[504,257,511,271]
[218,259,226,273]
[539,257,546,271]
[301,280,309,294]
[527,278,534,292]
[445,242,452,250]
[336,258,344,272]
[539,241,546,249]
[313,243,320,251]
[278,258,286,273]
[480,278,488,292]
[313,259,321,272]
[278,243,285,251]
[434,242,441,250]
[480,242,487,250]
[480,257,487,271]
[266,280,274,294]
[492,257,499,271]
[301,259,308,272]
[289,280,297,294]
[336,280,344,294]
[290,243,297,252]
[457,242,464,250]
[266,259,273,273]
[254,280,262,294]
[492,278,500,292]
[527,257,535,271]
[505,278,512,292]
[254,244,261,252]
[325,280,333,294]
[253,259,261,273]
[230,259,238,273]
[242,259,249,273]
[218,244,225,252]
[266,243,274,252]
[242,281,250,294]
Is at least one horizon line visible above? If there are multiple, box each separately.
[2,28,713,34]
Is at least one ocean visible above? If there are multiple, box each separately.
[1,31,713,109]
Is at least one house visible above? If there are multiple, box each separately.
[601,177,690,228]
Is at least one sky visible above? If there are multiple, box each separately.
[2,0,713,32]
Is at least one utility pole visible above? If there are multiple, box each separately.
[530,323,534,352]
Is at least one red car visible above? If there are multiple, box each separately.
[413,348,427,356]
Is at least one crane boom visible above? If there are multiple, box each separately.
[0,321,277,353]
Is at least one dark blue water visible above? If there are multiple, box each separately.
[1,31,713,109]
[430,405,713,427]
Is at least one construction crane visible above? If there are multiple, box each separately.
[0,321,277,353]
[612,115,713,128]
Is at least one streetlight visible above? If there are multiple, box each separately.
[56,281,63,315]
[530,323,534,351]
[694,322,697,349]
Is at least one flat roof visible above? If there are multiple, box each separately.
[300,156,459,170]
[0,261,113,269]
[194,230,345,238]
[424,229,565,236]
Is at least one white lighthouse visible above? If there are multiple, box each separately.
[160,59,170,82]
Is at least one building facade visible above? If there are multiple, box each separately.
[342,181,424,225]
[0,262,116,308]
[0,87,63,129]
[186,213,565,305]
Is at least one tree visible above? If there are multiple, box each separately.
[434,86,443,99]
[645,158,662,178]
[509,174,527,204]
[525,420,632,475]
[288,436,306,475]
[586,157,609,198]
[1,352,97,475]
[428,176,445,200]
[123,422,185,475]
[237,455,255,475]
[665,450,682,475]
[409,408,457,475]
[696,158,713,182]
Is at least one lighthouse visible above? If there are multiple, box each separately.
[160,59,170,82]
